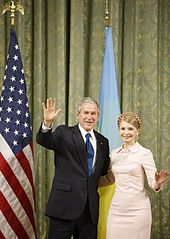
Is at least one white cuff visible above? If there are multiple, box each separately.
[41,122,53,132]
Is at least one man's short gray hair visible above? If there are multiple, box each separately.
[77,97,99,113]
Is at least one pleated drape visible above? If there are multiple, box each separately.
[0,1,169,238]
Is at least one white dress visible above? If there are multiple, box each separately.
[106,142,159,239]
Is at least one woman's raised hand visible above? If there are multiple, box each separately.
[155,169,169,186]
[42,97,62,127]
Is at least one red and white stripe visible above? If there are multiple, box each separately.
[0,134,36,238]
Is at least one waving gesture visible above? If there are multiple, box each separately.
[42,97,61,127]
[155,170,169,189]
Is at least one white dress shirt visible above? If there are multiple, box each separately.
[78,124,97,167]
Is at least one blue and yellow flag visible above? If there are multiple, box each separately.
[98,27,122,239]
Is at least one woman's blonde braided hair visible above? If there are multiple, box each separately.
[117,112,142,131]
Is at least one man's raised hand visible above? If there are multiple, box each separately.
[42,97,62,127]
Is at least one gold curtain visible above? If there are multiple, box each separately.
[0,0,169,238]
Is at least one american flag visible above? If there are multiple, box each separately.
[0,28,36,238]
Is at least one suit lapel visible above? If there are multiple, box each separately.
[72,125,88,174]
[93,131,103,173]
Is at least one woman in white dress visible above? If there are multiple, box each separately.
[99,112,168,239]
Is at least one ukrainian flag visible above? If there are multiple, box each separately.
[98,27,122,239]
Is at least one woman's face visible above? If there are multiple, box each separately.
[119,120,140,146]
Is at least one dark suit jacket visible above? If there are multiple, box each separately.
[36,124,110,224]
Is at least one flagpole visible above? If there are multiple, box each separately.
[105,0,110,27]
[98,2,122,238]
[2,0,24,26]
[1,2,37,238]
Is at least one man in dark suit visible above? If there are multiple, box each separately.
[36,97,110,239]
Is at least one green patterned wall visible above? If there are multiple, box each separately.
[0,0,169,238]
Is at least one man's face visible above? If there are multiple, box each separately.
[77,102,99,132]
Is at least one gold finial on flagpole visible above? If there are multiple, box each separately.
[105,0,110,27]
[2,1,24,26]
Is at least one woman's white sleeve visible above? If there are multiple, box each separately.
[142,150,161,192]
